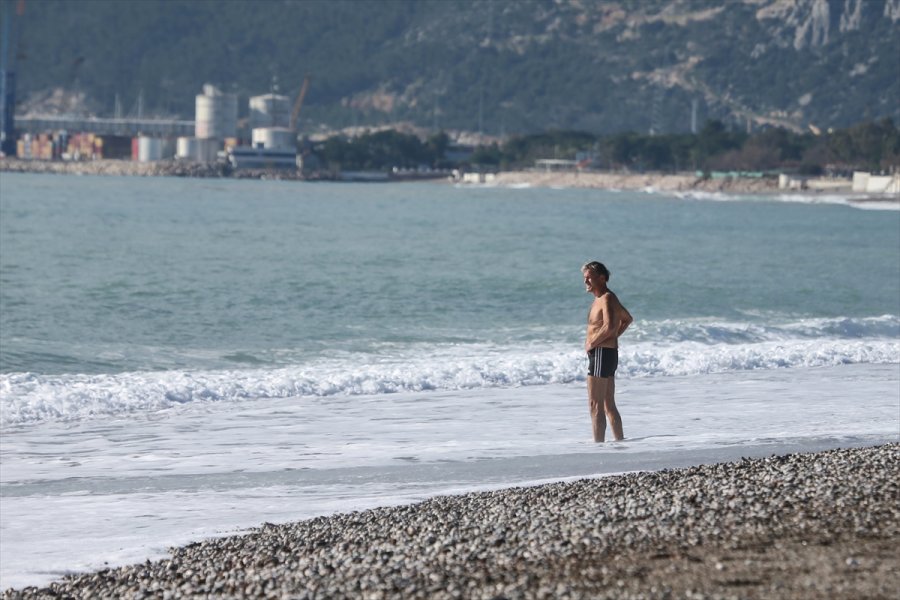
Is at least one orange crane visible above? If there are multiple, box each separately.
[290,76,310,131]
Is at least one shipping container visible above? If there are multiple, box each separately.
[98,135,131,160]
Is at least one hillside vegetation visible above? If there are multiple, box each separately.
[8,0,900,136]
[317,118,900,173]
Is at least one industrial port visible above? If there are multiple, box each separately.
[1,1,457,180]
[5,81,314,172]
[0,0,325,175]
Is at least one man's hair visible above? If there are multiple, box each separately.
[582,261,610,280]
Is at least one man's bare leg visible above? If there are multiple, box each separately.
[587,375,608,442]
[604,377,624,441]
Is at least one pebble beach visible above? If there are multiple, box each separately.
[490,170,783,193]
[4,444,897,599]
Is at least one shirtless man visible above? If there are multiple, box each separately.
[582,261,633,442]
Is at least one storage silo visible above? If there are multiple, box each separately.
[176,137,199,160]
[195,84,238,140]
[195,138,220,163]
[249,93,291,130]
[251,127,295,150]
[137,136,163,162]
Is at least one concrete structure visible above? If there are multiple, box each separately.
[779,174,852,191]
[195,84,237,140]
[176,136,198,160]
[459,171,496,184]
[174,137,217,162]
[778,173,806,190]
[251,127,294,150]
[15,116,193,138]
[195,138,219,163]
[535,158,579,172]
[249,94,291,130]
[137,136,163,162]
[853,171,900,194]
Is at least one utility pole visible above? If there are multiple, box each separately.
[478,83,484,138]
[432,92,438,131]
[0,0,23,156]
[691,99,698,134]
[650,88,663,137]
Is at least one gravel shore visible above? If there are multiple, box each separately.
[4,444,897,599]
[491,170,781,193]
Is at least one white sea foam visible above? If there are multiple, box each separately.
[671,190,735,202]
[2,316,897,427]
[668,188,900,210]
[849,199,900,211]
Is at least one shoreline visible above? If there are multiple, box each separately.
[4,444,897,599]
[1,158,864,195]
[491,169,784,193]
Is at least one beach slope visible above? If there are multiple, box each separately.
[3,444,897,599]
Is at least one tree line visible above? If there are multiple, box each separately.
[315,119,900,175]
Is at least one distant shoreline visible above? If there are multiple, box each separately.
[0,158,866,196]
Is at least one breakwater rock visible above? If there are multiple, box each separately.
[0,158,340,181]
[3,444,897,599]
[1,158,228,178]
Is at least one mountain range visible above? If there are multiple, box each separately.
[7,0,900,137]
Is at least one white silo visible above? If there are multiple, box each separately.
[251,127,295,150]
[195,84,238,140]
[137,136,163,162]
[176,137,199,161]
[249,93,291,130]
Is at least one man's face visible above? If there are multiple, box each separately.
[583,270,605,294]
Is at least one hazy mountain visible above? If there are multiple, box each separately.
[7,0,900,136]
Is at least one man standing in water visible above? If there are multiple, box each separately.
[582,261,633,442]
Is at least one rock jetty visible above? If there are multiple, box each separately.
[0,157,229,178]
[0,158,332,181]
[3,444,897,599]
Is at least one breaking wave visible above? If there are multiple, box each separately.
[2,316,897,427]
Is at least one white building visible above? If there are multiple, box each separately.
[249,94,291,130]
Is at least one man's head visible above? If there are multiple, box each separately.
[582,261,610,281]
[582,261,610,295]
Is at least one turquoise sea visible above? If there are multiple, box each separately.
[2,173,897,382]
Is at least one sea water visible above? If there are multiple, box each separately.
[0,173,898,588]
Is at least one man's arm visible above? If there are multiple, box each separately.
[617,303,633,337]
